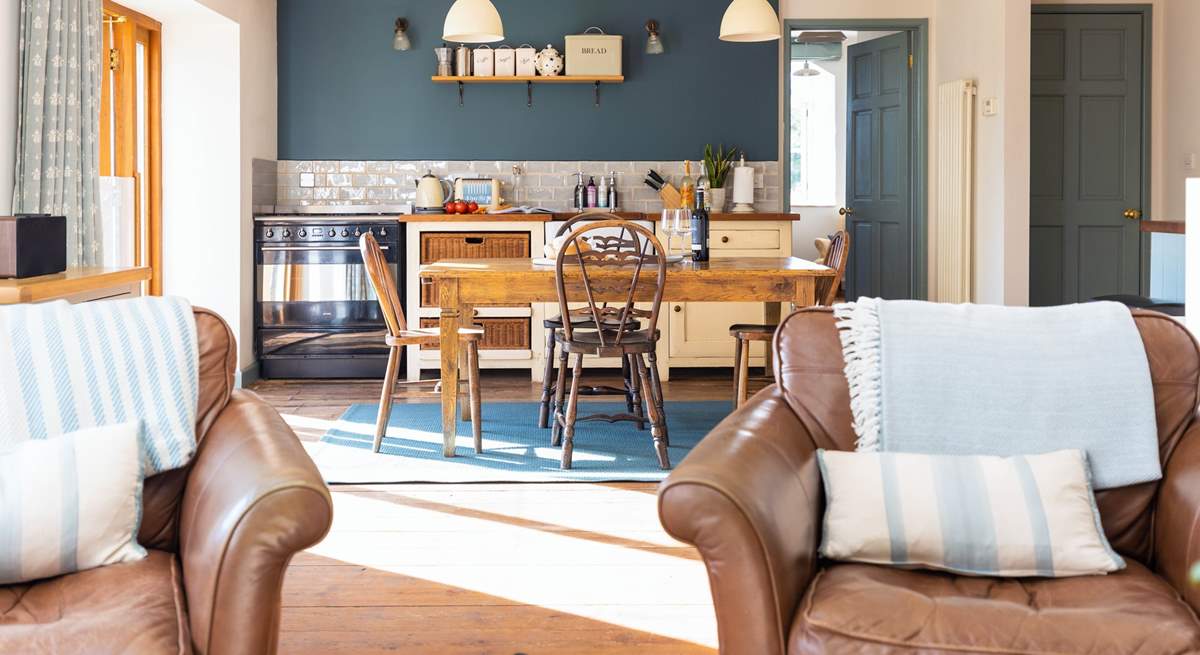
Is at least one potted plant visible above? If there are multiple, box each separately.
[703,144,739,212]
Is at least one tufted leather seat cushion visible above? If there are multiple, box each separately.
[0,550,190,655]
[790,560,1200,654]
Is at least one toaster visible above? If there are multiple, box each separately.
[454,178,503,210]
[0,215,67,279]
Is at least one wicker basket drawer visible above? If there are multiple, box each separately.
[419,317,531,350]
[420,232,530,307]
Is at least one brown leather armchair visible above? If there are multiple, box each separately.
[0,309,334,655]
[660,308,1200,654]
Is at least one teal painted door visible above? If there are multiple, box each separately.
[1030,12,1145,306]
[844,32,913,300]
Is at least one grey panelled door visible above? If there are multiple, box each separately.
[1030,12,1144,306]
[844,32,913,300]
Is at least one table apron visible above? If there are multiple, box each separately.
[445,277,806,304]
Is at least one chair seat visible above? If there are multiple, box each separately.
[0,550,190,655]
[544,312,642,331]
[555,329,660,355]
[729,323,777,341]
[386,326,484,346]
[789,561,1200,655]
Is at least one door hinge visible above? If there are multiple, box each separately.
[908,53,913,69]
[108,48,120,71]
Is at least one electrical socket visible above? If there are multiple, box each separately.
[754,172,764,189]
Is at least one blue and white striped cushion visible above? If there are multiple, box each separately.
[0,422,147,585]
[0,297,198,474]
[816,449,1125,577]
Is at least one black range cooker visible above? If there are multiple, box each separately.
[255,208,405,379]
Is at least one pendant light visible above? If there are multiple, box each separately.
[793,61,820,77]
[719,0,781,43]
[442,0,504,44]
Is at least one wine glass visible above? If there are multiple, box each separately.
[659,209,677,257]
[670,208,691,260]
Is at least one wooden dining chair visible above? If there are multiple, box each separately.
[537,212,645,431]
[359,232,485,454]
[729,229,850,408]
[551,220,670,470]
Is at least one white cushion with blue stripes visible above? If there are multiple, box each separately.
[816,449,1125,578]
[0,297,198,475]
[0,421,147,585]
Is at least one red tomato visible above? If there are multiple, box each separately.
[443,201,455,214]
[453,201,468,214]
[467,201,479,213]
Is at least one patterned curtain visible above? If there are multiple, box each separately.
[13,0,103,267]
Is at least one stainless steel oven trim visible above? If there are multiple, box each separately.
[260,245,389,251]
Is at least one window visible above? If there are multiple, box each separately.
[100,1,162,294]
[788,60,837,207]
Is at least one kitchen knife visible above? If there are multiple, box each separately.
[647,169,667,186]
[644,177,663,191]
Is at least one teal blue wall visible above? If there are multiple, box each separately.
[278,0,780,161]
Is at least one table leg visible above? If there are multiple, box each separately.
[439,279,462,457]
[459,304,474,422]
[794,278,817,309]
[762,301,783,378]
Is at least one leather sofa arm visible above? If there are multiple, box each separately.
[179,390,333,655]
[1155,417,1200,611]
[658,387,823,655]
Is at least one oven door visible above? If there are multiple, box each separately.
[257,244,397,328]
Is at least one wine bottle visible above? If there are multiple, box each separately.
[691,186,710,263]
[586,177,598,208]
[697,162,712,211]
[680,160,696,209]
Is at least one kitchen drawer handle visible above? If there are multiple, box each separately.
[721,236,730,244]
[673,305,682,313]
[464,237,485,245]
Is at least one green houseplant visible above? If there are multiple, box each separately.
[703,144,739,212]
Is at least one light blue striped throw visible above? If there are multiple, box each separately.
[817,449,1125,578]
[834,299,1160,490]
[0,297,199,475]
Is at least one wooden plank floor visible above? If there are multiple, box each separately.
[251,370,767,655]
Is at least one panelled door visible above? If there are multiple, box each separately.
[844,32,913,300]
[1030,12,1145,306]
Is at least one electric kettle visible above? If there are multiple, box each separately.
[415,172,451,214]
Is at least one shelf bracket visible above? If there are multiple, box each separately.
[594,81,600,107]
[527,81,533,108]
[458,81,464,107]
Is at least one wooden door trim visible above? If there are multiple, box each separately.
[1032,4,1153,295]
[782,18,929,300]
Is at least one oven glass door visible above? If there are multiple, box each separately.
[258,328,391,358]
[257,244,397,327]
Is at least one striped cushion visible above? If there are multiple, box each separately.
[816,449,1124,577]
[0,297,198,475]
[0,422,147,585]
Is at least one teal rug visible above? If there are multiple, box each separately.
[309,401,728,484]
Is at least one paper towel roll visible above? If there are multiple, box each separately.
[731,166,755,213]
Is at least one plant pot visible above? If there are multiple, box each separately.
[708,188,727,213]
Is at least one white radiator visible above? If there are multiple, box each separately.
[936,79,976,302]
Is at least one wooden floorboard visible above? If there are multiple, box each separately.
[254,370,766,654]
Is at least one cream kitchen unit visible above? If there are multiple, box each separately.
[403,214,799,383]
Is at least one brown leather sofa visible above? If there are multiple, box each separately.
[659,308,1200,654]
[0,309,334,655]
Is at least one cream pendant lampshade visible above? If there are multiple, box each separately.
[719,0,781,43]
[442,0,504,43]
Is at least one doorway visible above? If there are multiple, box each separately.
[784,20,929,300]
[1028,5,1151,306]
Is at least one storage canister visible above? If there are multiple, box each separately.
[494,45,516,76]
[515,44,537,76]
[564,27,622,76]
[472,44,494,76]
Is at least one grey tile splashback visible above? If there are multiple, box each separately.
[272,160,781,214]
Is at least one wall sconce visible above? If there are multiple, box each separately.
[645,19,664,55]
[393,18,412,51]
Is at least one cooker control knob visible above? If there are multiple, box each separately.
[328,228,336,237]
[265,228,274,238]
[282,229,292,238]
[341,229,350,237]
[379,227,388,237]
[354,227,362,237]
[298,228,307,238]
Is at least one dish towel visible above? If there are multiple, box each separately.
[0,297,199,475]
[834,298,1160,490]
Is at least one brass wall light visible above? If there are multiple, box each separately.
[645,19,664,55]
[393,18,412,51]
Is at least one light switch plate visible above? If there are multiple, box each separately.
[299,172,316,188]
[1185,153,1197,171]
[982,97,999,117]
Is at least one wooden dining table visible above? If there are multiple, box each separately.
[419,256,834,457]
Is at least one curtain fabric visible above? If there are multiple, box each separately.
[13,0,104,267]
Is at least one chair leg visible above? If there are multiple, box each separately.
[561,353,585,470]
[373,346,401,453]
[467,341,482,454]
[732,336,745,411]
[737,339,751,408]
[625,353,646,430]
[538,329,556,429]
[635,353,670,470]
[459,346,471,422]
[646,349,668,447]
[550,345,570,447]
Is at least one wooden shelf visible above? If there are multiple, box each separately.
[432,75,624,84]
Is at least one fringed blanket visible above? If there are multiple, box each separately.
[834,298,1160,490]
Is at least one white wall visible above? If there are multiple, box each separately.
[1187,179,1198,331]
[1,0,19,210]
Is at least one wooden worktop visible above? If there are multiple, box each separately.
[0,266,151,304]
[398,211,800,223]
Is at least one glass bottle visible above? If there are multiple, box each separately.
[679,160,696,210]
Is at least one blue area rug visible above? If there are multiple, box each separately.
[309,401,728,483]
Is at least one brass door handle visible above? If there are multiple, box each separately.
[1123,209,1142,220]
[839,207,854,216]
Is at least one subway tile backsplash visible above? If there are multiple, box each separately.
[269,160,781,214]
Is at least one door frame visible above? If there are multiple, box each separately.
[1031,4,1153,296]
[783,19,929,300]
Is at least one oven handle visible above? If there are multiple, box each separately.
[260,246,389,251]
